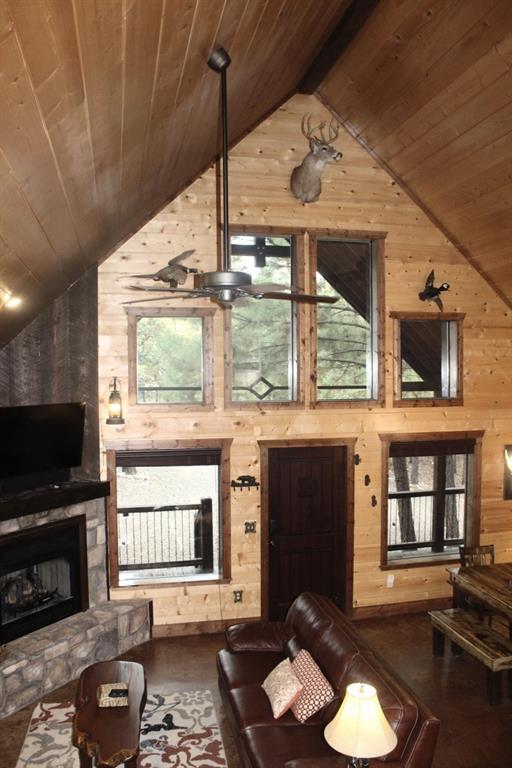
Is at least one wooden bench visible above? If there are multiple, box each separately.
[429,608,512,705]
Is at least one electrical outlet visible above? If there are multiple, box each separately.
[233,590,243,603]
[244,521,257,534]
[386,574,395,588]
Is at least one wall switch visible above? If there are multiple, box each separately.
[233,590,243,603]
[386,574,395,588]
[244,521,257,534]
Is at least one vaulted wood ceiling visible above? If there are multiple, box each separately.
[1,0,512,348]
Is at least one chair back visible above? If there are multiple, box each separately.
[459,544,495,566]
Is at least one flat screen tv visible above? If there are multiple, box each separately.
[0,402,85,493]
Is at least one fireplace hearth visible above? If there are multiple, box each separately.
[0,516,88,643]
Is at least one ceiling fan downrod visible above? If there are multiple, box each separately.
[203,47,251,304]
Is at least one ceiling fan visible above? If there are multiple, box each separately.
[124,47,337,309]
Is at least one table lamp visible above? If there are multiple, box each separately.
[324,682,398,768]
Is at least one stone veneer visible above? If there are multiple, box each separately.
[0,496,152,718]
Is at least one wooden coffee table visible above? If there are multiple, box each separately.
[72,660,147,768]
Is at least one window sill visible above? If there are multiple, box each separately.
[393,397,463,408]
[381,553,460,570]
[113,576,232,589]
[312,398,384,409]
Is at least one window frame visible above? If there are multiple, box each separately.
[379,431,484,570]
[105,439,232,588]
[309,231,385,408]
[390,311,464,407]
[224,225,306,409]
[126,306,215,409]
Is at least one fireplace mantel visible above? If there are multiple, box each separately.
[0,480,109,522]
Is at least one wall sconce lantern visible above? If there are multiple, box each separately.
[106,377,125,424]
[504,446,512,500]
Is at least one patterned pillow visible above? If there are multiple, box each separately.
[262,658,304,718]
[291,649,335,723]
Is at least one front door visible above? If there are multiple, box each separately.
[268,445,347,620]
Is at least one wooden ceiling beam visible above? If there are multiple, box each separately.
[299,0,381,95]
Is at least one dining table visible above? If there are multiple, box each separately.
[448,562,512,622]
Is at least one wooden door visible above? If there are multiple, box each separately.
[268,445,347,620]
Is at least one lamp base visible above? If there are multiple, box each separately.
[348,759,369,768]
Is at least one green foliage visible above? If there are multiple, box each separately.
[137,316,203,403]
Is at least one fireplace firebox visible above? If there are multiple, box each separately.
[0,516,89,643]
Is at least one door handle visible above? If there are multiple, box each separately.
[269,519,277,548]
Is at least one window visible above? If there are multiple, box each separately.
[107,444,231,587]
[227,233,299,404]
[312,236,382,403]
[380,433,483,567]
[126,307,214,406]
[391,312,464,405]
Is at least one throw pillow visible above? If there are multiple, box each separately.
[262,658,304,718]
[291,649,335,723]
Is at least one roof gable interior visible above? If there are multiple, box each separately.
[1,0,511,347]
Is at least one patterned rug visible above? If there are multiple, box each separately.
[16,689,227,768]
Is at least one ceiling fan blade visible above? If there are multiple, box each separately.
[244,282,287,294]
[258,292,339,304]
[127,285,173,292]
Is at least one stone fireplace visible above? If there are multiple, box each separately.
[0,484,152,718]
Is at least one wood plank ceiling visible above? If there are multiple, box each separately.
[317,0,512,310]
[2,0,512,348]
[0,0,351,347]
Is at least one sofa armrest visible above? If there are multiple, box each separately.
[226,621,288,652]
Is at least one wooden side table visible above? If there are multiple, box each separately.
[72,660,147,768]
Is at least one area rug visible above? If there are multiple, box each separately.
[15,689,227,768]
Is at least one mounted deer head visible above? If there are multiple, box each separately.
[290,114,342,203]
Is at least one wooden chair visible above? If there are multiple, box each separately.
[458,544,495,624]
[459,544,495,567]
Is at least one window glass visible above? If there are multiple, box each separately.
[136,316,203,404]
[400,319,458,399]
[230,235,296,402]
[115,453,221,585]
[387,450,470,563]
[315,239,378,401]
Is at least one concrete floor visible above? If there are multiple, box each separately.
[1,613,511,768]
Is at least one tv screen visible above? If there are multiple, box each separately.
[0,402,85,491]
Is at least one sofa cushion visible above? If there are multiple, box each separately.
[228,686,319,730]
[313,622,360,690]
[285,593,333,655]
[241,723,345,768]
[291,649,335,723]
[340,653,419,762]
[262,658,304,718]
[217,648,284,690]
[227,621,288,653]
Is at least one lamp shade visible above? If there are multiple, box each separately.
[324,682,398,759]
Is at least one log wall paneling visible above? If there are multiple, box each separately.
[98,94,512,628]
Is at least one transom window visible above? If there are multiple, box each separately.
[107,444,231,587]
[126,307,214,406]
[312,237,381,403]
[391,312,464,405]
[228,233,298,404]
[380,433,482,567]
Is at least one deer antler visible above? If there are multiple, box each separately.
[301,114,340,144]
[319,118,340,145]
[301,113,325,140]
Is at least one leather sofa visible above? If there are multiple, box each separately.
[217,592,439,768]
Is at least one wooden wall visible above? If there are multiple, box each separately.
[0,267,99,479]
[98,94,512,628]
